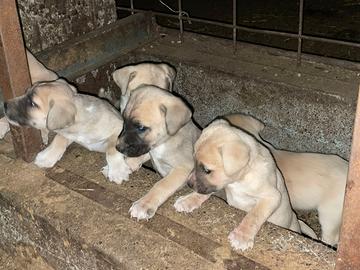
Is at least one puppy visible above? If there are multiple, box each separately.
[116,85,200,220]
[0,49,58,143]
[176,119,315,251]
[4,79,131,183]
[176,113,347,246]
[226,113,348,246]
[99,62,176,112]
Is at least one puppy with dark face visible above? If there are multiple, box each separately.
[5,79,131,183]
[116,85,200,220]
[175,119,316,251]
[99,62,176,112]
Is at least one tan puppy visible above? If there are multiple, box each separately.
[175,113,347,246]
[226,113,348,246]
[99,62,176,112]
[176,119,315,251]
[0,49,58,142]
[4,79,131,183]
[116,85,200,220]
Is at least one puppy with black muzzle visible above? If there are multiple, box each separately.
[175,113,348,246]
[99,62,176,112]
[4,79,131,183]
[116,85,200,220]
[175,119,316,251]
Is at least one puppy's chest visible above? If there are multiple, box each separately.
[225,183,258,212]
[150,145,172,177]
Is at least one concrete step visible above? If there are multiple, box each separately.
[0,138,335,269]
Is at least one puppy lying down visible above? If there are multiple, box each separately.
[99,62,176,112]
[175,119,316,251]
[5,79,131,183]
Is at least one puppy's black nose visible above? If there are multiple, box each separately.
[4,102,8,112]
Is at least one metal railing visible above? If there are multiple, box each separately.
[118,0,360,66]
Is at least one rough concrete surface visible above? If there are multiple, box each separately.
[0,135,335,270]
[18,0,117,53]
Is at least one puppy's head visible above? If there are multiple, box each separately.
[187,120,250,194]
[116,85,191,157]
[4,79,77,131]
[112,62,176,97]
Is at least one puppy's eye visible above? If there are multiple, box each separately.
[136,125,148,132]
[202,165,212,174]
[27,97,37,108]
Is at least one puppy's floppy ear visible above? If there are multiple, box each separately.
[160,96,192,136]
[161,64,176,91]
[112,67,137,96]
[219,141,250,176]
[56,78,77,93]
[46,99,76,130]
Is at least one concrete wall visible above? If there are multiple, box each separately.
[18,0,117,53]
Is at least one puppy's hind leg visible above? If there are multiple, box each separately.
[174,192,211,213]
[35,134,71,168]
[103,147,131,184]
[318,201,342,246]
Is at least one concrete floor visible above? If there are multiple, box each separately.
[0,133,335,269]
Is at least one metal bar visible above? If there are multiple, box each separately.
[178,0,183,42]
[232,0,237,53]
[130,0,134,15]
[297,0,304,66]
[117,7,360,49]
[335,85,360,270]
[0,0,42,162]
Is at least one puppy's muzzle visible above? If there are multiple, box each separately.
[4,99,28,126]
[187,171,218,195]
[116,134,150,157]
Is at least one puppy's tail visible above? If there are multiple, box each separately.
[299,220,318,239]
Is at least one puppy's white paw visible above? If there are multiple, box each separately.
[0,118,10,139]
[34,150,58,168]
[102,164,131,185]
[228,229,255,251]
[174,194,203,213]
[129,198,157,220]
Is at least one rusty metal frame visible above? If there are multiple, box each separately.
[335,85,360,270]
[0,0,42,162]
[117,0,360,66]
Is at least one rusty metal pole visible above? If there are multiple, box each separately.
[232,0,237,53]
[178,0,183,42]
[335,85,360,270]
[0,0,42,162]
[296,0,304,67]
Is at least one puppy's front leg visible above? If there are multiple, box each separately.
[130,167,190,220]
[34,134,72,168]
[228,190,281,251]
[103,147,131,184]
[126,153,150,172]
[174,192,211,213]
